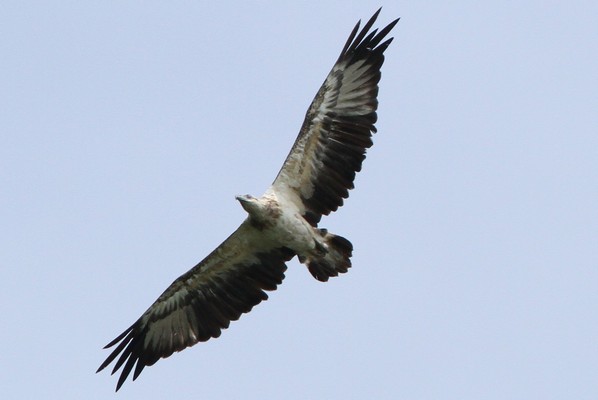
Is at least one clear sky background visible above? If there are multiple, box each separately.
[1,1,596,399]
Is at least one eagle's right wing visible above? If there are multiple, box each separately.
[97,221,295,391]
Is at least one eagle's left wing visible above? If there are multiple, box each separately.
[97,221,294,391]
[270,10,398,225]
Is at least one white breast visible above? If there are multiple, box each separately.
[262,190,317,255]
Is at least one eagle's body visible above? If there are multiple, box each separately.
[98,9,398,391]
[237,192,352,281]
[237,193,315,255]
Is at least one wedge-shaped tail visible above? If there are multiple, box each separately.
[306,229,353,282]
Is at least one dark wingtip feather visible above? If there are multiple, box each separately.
[337,10,399,66]
[337,8,387,63]
[96,327,134,373]
[103,324,133,349]
[338,21,361,61]
[351,9,381,51]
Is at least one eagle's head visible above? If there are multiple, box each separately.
[235,194,260,215]
[235,194,280,229]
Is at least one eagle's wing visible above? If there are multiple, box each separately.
[97,222,294,391]
[270,10,398,225]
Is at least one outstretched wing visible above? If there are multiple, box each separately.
[271,9,398,225]
[97,222,295,391]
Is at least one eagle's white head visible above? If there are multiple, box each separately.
[235,194,259,214]
[236,194,281,229]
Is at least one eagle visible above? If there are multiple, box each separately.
[97,9,398,391]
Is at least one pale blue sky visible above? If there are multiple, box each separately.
[1,1,597,399]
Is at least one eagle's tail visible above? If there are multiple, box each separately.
[306,229,353,282]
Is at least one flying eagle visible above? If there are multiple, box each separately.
[98,9,398,391]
